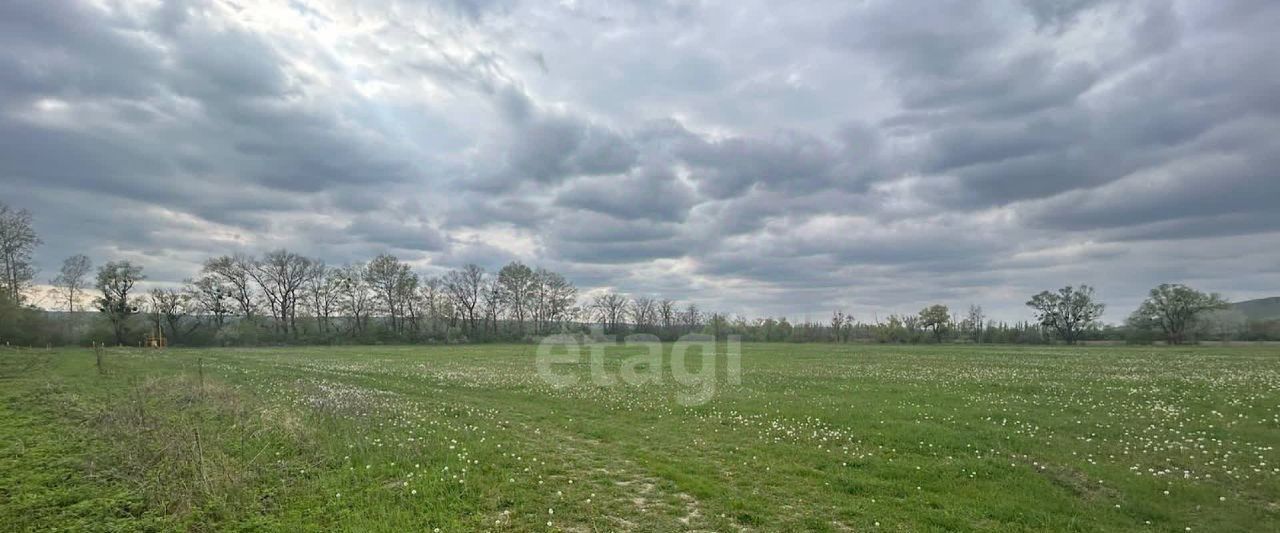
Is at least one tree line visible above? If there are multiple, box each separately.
[87,251,584,346]
[2,201,1274,347]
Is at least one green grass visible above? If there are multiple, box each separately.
[2,343,1278,531]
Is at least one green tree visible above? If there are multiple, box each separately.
[919,304,951,343]
[1129,284,1228,345]
[1026,285,1105,345]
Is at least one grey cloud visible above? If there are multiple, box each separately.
[549,211,680,244]
[442,193,548,229]
[676,130,850,199]
[1020,134,1280,233]
[540,211,694,264]
[470,90,638,190]
[851,0,1277,214]
[1,0,421,201]
[345,214,448,253]
[554,166,697,222]
[1021,0,1115,30]
[4,0,1279,321]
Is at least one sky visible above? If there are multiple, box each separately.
[2,0,1278,322]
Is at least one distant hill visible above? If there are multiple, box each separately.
[1232,297,1280,321]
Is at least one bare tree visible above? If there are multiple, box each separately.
[965,304,986,343]
[682,303,702,335]
[304,262,341,336]
[149,288,194,343]
[203,255,257,321]
[95,261,144,345]
[52,254,93,313]
[591,292,629,334]
[831,310,853,343]
[531,268,576,334]
[366,253,414,334]
[480,276,503,337]
[420,276,444,335]
[0,202,41,304]
[659,298,676,338]
[190,275,231,329]
[401,271,422,335]
[248,250,313,336]
[497,261,535,335]
[445,264,485,335]
[707,312,727,340]
[630,296,656,334]
[337,263,372,335]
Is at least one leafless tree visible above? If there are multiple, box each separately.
[190,275,231,329]
[480,276,503,337]
[304,262,341,336]
[95,261,144,345]
[497,261,535,335]
[630,296,656,334]
[707,312,727,340]
[658,298,675,337]
[964,305,986,343]
[248,250,313,336]
[401,272,422,335]
[531,268,576,334]
[682,303,702,335]
[0,202,41,304]
[420,275,444,335]
[336,263,371,335]
[591,292,629,334]
[149,288,194,343]
[52,254,93,313]
[203,254,257,321]
[831,310,853,343]
[367,253,416,334]
[445,264,485,335]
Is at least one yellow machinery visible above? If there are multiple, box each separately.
[145,324,167,348]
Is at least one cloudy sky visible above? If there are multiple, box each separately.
[2,0,1278,321]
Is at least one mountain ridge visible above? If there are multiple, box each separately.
[1232,297,1280,321]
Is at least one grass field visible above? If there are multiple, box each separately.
[1,343,1278,532]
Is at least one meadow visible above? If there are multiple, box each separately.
[1,343,1278,532]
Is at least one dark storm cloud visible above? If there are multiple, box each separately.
[676,130,848,199]
[3,0,1278,319]
[0,0,447,261]
[0,0,421,201]
[345,214,448,253]
[554,166,697,222]
[1021,0,1115,29]
[469,88,639,191]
